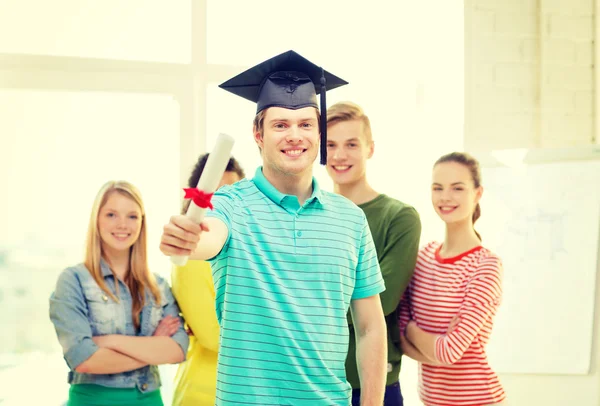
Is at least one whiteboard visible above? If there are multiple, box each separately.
[478,161,600,375]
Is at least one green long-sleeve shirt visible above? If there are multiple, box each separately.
[346,194,421,388]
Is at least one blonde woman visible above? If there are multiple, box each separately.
[49,181,189,406]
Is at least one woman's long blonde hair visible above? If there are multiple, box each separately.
[84,180,161,329]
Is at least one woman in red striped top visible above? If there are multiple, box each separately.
[398,152,506,406]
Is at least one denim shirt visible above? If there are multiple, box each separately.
[49,260,189,393]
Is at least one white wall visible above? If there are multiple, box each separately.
[465,0,595,150]
[465,0,600,405]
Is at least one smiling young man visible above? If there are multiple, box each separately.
[326,102,422,406]
[159,52,387,406]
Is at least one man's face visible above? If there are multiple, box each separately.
[326,119,373,186]
[255,107,320,176]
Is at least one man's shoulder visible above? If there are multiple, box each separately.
[320,190,367,217]
[212,179,263,209]
[369,194,420,224]
[216,179,254,197]
[380,194,416,212]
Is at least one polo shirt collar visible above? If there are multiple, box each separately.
[253,166,324,209]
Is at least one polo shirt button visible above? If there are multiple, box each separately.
[141,383,148,390]
[297,231,302,237]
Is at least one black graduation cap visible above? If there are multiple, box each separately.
[219,50,348,165]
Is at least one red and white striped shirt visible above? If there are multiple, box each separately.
[399,241,506,406]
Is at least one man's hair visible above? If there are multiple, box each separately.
[187,153,245,188]
[181,153,245,214]
[252,109,268,138]
[326,101,373,143]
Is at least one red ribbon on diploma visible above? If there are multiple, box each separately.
[183,188,214,210]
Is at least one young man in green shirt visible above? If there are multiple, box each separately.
[326,102,421,406]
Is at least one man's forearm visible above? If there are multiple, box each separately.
[356,325,387,406]
[189,217,229,260]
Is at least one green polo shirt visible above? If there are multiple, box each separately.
[345,194,421,389]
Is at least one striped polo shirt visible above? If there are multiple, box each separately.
[205,167,385,406]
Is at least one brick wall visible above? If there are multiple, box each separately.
[465,0,595,151]
[464,1,599,406]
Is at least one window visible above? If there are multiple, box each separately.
[0,0,191,63]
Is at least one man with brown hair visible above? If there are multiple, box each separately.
[326,101,422,406]
[160,52,387,406]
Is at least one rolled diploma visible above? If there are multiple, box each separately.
[170,133,235,266]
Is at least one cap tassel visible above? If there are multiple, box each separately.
[319,68,327,165]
